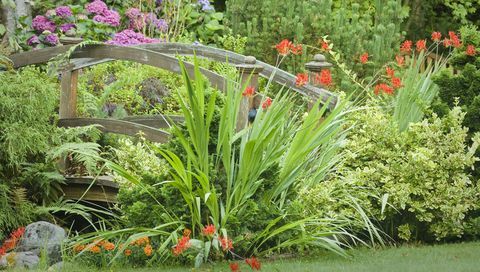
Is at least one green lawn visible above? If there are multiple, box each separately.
[15,242,480,272]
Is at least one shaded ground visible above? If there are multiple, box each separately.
[12,242,480,272]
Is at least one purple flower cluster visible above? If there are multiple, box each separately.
[125,8,142,19]
[44,33,59,45]
[59,23,76,33]
[55,6,73,18]
[32,15,56,32]
[198,0,214,11]
[86,0,108,14]
[145,13,168,32]
[106,29,161,46]
[27,35,40,46]
[93,9,120,27]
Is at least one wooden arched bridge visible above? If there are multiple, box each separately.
[8,42,337,204]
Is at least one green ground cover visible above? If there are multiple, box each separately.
[11,242,480,272]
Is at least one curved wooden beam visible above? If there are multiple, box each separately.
[58,118,171,143]
[9,43,337,107]
[121,115,184,129]
[70,45,228,92]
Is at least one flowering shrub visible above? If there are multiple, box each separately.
[310,105,480,241]
[73,237,155,267]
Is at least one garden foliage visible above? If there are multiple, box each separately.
[312,105,480,241]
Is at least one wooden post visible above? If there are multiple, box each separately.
[235,56,263,131]
[59,68,78,119]
[58,67,78,172]
[305,54,332,109]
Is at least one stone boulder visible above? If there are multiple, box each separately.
[0,251,39,269]
[16,221,66,265]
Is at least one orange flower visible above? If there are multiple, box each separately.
[320,39,330,51]
[262,97,272,110]
[391,77,403,89]
[201,224,216,236]
[275,39,293,56]
[103,242,115,251]
[395,55,405,67]
[229,262,240,272]
[400,40,412,52]
[290,44,303,55]
[315,69,333,87]
[245,257,261,270]
[219,236,233,251]
[443,38,452,48]
[386,66,395,78]
[73,244,85,253]
[94,239,105,246]
[172,235,191,256]
[144,244,153,256]
[242,86,255,97]
[431,32,442,42]
[90,245,101,254]
[374,83,394,95]
[449,31,462,48]
[416,39,427,52]
[466,45,477,56]
[183,229,191,237]
[124,249,132,256]
[360,52,369,64]
[295,73,309,87]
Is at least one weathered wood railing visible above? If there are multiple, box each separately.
[9,43,337,142]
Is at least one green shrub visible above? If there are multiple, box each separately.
[0,67,59,174]
[314,105,479,241]
[433,25,480,134]
[226,0,406,78]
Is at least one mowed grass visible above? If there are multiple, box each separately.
[13,242,480,272]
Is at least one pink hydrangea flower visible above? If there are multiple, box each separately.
[125,8,142,19]
[86,0,108,14]
[55,6,73,18]
[44,33,59,45]
[106,29,161,46]
[59,23,76,33]
[27,35,40,46]
[93,9,120,27]
[32,15,56,32]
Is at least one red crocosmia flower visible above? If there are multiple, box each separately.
[0,247,6,257]
[374,83,394,95]
[183,228,191,237]
[448,31,462,48]
[391,77,403,89]
[275,39,292,56]
[416,39,427,52]
[295,73,309,87]
[201,224,216,236]
[386,66,395,78]
[315,69,333,87]
[431,32,442,42]
[172,235,191,256]
[395,55,405,67]
[245,257,261,270]
[360,52,369,64]
[219,236,234,251]
[466,45,477,56]
[262,97,272,110]
[320,40,330,51]
[229,262,240,272]
[443,38,452,48]
[400,40,413,52]
[242,86,255,97]
[290,43,303,55]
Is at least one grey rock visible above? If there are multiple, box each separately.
[0,251,39,269]
[16,221,66,265]
[47,261,63,271]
